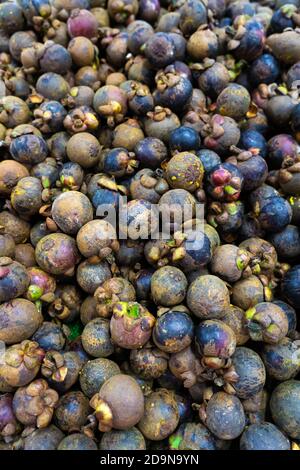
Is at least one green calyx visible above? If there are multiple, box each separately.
[42,177,50,189]
[245,307,256,320]
[27,284,43,301]
[224,185,238,195]
[116,302,141,319]
[126,303,140,319]
[68,320,83,342]
[226,203,238,215]
[252,264,261,275]
[169,435,182,450]
[281,4,297,18]
[236,251,249,271]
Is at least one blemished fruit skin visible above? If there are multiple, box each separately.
[2,0,300,452]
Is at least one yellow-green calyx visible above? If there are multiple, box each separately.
[27,284,43,301]
[114,302,140,319]
[245,307,256,320]
[169,435,183,450]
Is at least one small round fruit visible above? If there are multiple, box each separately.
[151,266,187,307]
[138,389,179,441]
[81,318,113,358]
[110,302,155,349]
[90,374,144,431]
[52,191,93,235]
[187,275,230,319]
[0,299,42,344]
[58,433,97,450]
[270,380,300,439]
[100,427,146,450]
[79,358,120,398]
[153,310,194,354]
[202,392,245,440]
[35,234,80,276]
[240,422,290,450]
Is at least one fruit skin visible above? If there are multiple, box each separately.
[210,244,250,283]
[0,235,15,258]
[240,422,290,450]
[9,134,48,166]
[35,233,80,276]
[11,177,42,217]
[144,33,177,69]
[231,347,266,399]
[267,134,298,169]
[273,300,297,337]
[54,391,91,433]
[134,137,167,169]
[110,301,155,349]
[23,425,64,450]
[0,2,24,34]
[245,302,289,344]
[51,191,93,235]
[0,299,42,345]
[197,62,230,100]
[90,374,144,431]
[216,84,250,121]
[228,153,268,192]
[165,152,204,192]
[0,258,29,303]
[153,310,194,354]
[67,9,98,39]
[82,318,114,358]
[267,31,300,65]
[240,129,267,158]
[187,274,230,319]
[100,427,146,450]
[32,322,65,352]
[154,73,192,114]
[138,389,179,441]
[197,149,221,173]
[249,54,280,86]
[230,19,266,62]
[261,338,300,381]
[0,160,29,197]
[195,320,236,368]
[179,0,207,36]
[187,29,218,62]
[231,275,265,311]
[270,380,300,439]
[269,225,300,260]
[80,358,120,398]
[58,433,97,450]
[66,132,101,168]
[77,259,112,295]
[36,73,70,101]
[169,422,218,450]
[201,391,245,440]
[202,114,241,155]
[281,265,300,309]
[169,126,200,152]
[0,393,19,439]
[151,266,187,307]
[130,344,168,379]
[220,305,249,346]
